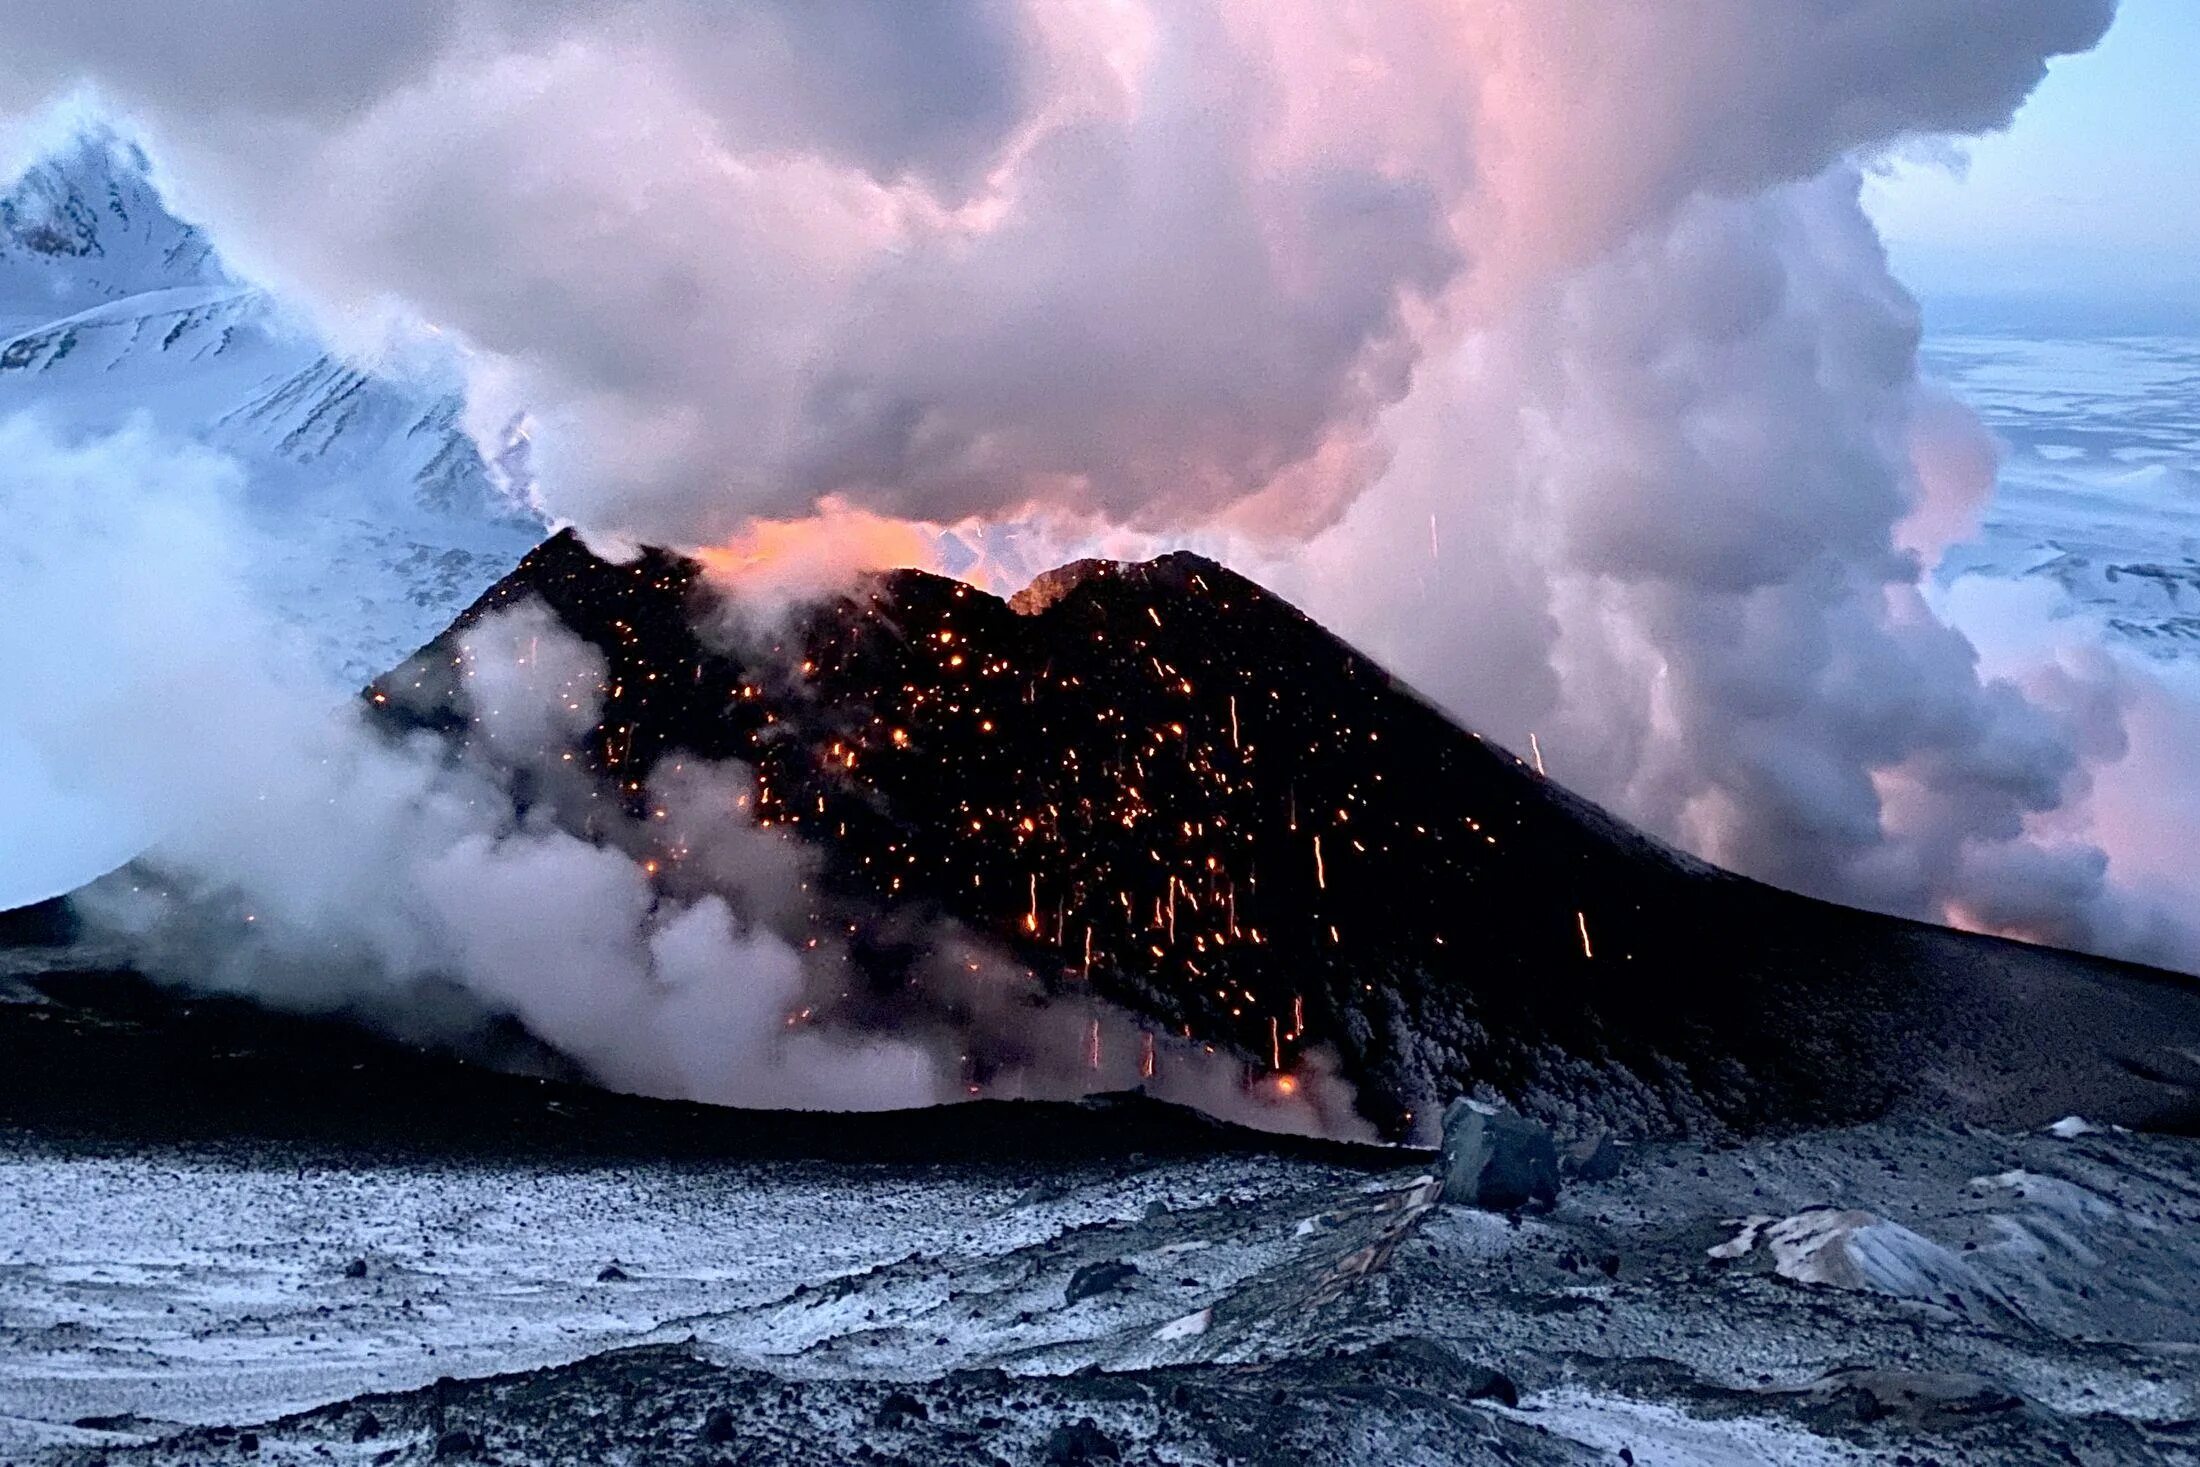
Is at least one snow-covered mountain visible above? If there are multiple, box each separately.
[0,133,219,317]
[1,130,544,684]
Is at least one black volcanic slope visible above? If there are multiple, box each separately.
[0,968,1380,1167]
[372,531,2200,1140]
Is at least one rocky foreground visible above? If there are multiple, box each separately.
[6,1091,2197,1462]
[3,948,2199,1464]
[9,888,2200,1465]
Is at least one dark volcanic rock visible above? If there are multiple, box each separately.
[1801,1368,2027,1430]
[1566,1132,1625,1183]
[362,531,2200,1140]
[72,1412,154,1432]
[433,1426,482,1457]
[0,967,1391,1164]
[1439,1101,1560,1210]
[0,894,76,947]
[1364,1339,1520,1408]
[76,1339,1606,1467]
[1042,1418,1121,1464]
[1063,1260,1139,1305]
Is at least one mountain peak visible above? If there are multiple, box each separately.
[1,126,225,312]
[1008,550,1241,616]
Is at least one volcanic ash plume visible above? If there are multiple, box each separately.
[0,1,2113,540]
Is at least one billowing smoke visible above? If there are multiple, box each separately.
[0,1,2111,542]
[1293,169,2186,960]
[11,0,2200,1077]
[1,412,1358,1131]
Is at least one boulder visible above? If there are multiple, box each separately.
[1043,1418,1122,1464]
[1439,1100,1559,1210]
[1566,1132,1625,1183]
[1366,1338,1519,1408]
[1064,1260,1139,1305]
[873,1391,928,1427]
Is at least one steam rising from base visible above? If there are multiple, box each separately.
[7,421,1360,1137]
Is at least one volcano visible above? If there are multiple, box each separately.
[368,531,2200,1141]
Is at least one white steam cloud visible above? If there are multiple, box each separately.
[0,0,2112,540]
[1295,169,2199,963]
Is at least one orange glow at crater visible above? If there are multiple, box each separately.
[692,503,945,604]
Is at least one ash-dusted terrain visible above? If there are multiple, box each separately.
[6,1111,2198,1460]
[2,972,2197,1465]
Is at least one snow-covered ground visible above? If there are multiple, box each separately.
[5,1120,2194,1465]
[1930,332,2200,670]
[0,1142,1346,1452]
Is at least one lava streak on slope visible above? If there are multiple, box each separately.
[370,531,2200,1141]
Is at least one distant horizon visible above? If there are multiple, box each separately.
[1912,287,2200,339]
[1868,0,2197,334]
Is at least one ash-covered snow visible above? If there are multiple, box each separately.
[5,1118,2196,1466]
[1709,1207,2016,1317]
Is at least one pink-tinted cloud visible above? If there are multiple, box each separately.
[0,0,2112,544]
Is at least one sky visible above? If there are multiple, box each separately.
[1866,0,2200,328]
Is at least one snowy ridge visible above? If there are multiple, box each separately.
[0,131,221,324]
[1,129,543,684]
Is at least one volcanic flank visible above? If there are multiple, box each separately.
[370,531,2200,1141]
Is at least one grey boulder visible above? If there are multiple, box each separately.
[1439,1100,1560,1210]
